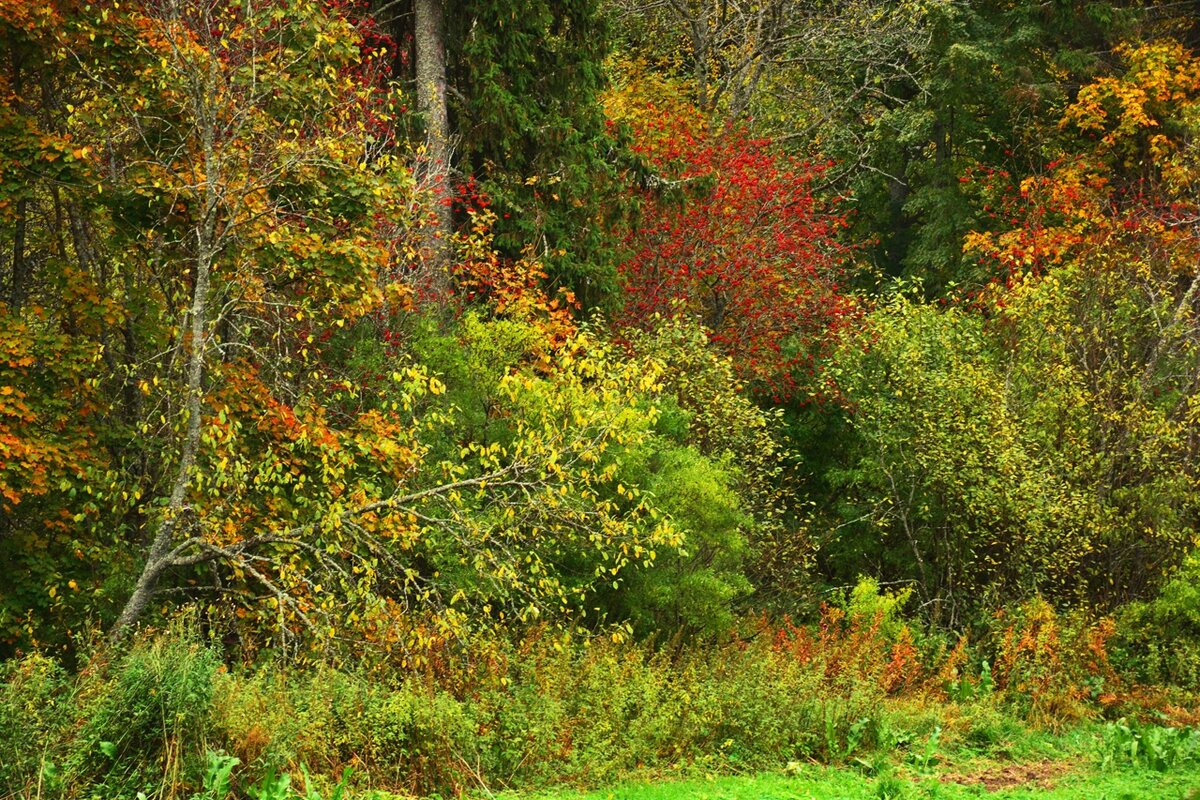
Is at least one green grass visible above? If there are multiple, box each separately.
[506,764,1200,800]
[495,719,1200,800]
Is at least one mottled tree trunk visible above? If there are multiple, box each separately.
[110,47,221,640]
[414,0,452,293]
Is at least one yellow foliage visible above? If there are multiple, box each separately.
[601,55,706,158]
[1064,40,1200,194]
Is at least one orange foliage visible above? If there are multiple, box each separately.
[452,204,579,352]
[966,40,1200,281]
[767,605,922,695]
[0,313,100,513]
[883,626,921,694]
[1065,40,1200,194]
[989,600,1120,726]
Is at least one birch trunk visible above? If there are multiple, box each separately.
[109,54,221,640]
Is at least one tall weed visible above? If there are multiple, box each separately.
[0,654,71,794]
[67,631,220,797]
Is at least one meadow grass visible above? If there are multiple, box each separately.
[508,763,1200,800]
[504,721,1200,800]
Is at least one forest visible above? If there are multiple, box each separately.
[2,0,1200,797]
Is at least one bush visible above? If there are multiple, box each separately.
[466,627,892,783]
[10,591,1183,799]
[364,683,475,792]
[829,284,1200,619]
[203,602,938,796]
[1112,551,1200,691]
[212,665,476,797]
[987,599,1115,727]
[610,443,753,638]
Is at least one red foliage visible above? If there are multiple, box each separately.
[766,606,920,695]
[617,111,852,398]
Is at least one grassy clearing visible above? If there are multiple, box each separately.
[510,764,1200,800]
[505,723,1200,800]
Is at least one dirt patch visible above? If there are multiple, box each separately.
[940,760,1075,792]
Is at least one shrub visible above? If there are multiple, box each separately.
[364,683,475,793]
[1111,551,1200,691]
[988,599,1115,727]
[9,592,1176,799]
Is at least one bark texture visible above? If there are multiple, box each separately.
[414,0,453,291]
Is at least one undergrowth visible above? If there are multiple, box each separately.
[1,583,1197,799]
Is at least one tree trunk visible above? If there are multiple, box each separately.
[414,0,452,294]
[9,57,30,310]
[10,198,29,310]
[109,221,214,638]
[109,250,212,638]
[110,85,221,641]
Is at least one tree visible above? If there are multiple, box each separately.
[607,0,1194,289]
[59,0,414,638]
[0,0,134,652]
[825,40,1200,619]
[187,329,682,656]
[613,105,850,398]
[609,318,790,634]
[0,0,741,659]
[366,0,624,304]
[606,0,802,122]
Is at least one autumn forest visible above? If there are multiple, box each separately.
[3,1,1200,798]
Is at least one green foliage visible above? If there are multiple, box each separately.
[361,682,474,790]
[837,577,914,645]
[1099,719,1200,772]
[622,318,784,486]
[197,594,984,794]
[828,273,1200,620]
[765,0,1141,287]
[189,755,354,800]
[0,627,221,798]
[391,313,767,640]
[248,765,294,800]
[191,750,239,800]
[1,612,1195,800]
[205,627,901,793]
[407,310,547,449]
[828,291,1045,618]
[5,4,1200,796]
[68,632,220,797]
[1112,552,1200,690]
[447,0,626,304]
[612,445,752,637]
[620,317,795,623]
